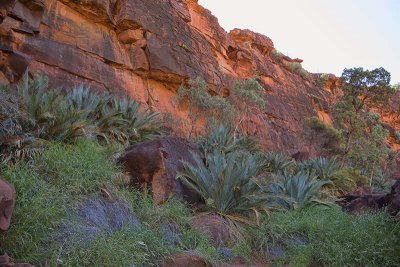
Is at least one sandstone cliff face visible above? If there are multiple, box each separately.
[0,0,341,153]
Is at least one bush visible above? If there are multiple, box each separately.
[395,131,400,143]
[177,150,269,221]
[302,116,343,156]
[317,73,330,88]
[328,168,368,195]
[290,63,308,78]
[270,171,330,210]
[271,49,284,61]
[176,77,235,137]
[232,79,265,110]
[299,157,340,181]
[261,152,294,174]
[0,74,162,163]
[196,124,259,155]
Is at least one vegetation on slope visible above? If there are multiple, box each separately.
[1,69,399,266]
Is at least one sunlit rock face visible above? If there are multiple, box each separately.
[0,0,343,153]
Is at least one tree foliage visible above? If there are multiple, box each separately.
[332,67,394,179]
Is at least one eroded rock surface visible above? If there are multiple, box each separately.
[0,0,341,152]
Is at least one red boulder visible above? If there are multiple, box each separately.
[0,179,16,231]
[118,136,201,205]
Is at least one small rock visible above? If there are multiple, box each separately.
[55,193,141,249]
[191,213,230,247]
[265,245,285,260]
[218,247,235,261]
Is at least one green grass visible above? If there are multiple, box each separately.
[0,163,67,263]
[3,139,399,266]
[0,140,218,266]
[246,206,400,267]
[49,227,172,267]
[36,139,121,196]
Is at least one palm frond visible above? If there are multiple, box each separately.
[271,171,331,210]
[177,150,271,220]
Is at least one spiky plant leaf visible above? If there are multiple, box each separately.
[271,171,331,210]
[177,150,270,222]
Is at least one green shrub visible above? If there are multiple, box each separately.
[301,116,343,156]
[299,157,340,181]
[247,207,400,266]
[328,168,368,195]
[271,49,284,61]
[0,89,40,163]
[177,150,269,221]
[395,131,400,143]
[290,62,308,78]
[318,73,330,88]
[0,74,162,163]
[232,79,265,110]
[176,77,235,137]
[271,171,330,210]
[261,152,294,174]
[196,124,259,155]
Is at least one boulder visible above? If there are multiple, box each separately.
[162,251,210,267]
[55,191,141,248]
[338,181,400,216]
[191,213,230,247]
[387,181,400,216]
[118,136,202,204]
[0,179,16,231]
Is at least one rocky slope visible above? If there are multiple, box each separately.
[0,0,342,153]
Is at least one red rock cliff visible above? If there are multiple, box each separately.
[0,0,341,153]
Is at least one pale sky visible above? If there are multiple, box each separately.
[199,0,400,84]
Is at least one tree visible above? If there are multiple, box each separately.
[333,67,394,156]
[332,67,394,180]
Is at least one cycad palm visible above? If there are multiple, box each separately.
[301,157,340,180]
[272,171,331,210]
[177,150,269,220]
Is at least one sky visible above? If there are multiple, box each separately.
[198,0,400,84]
